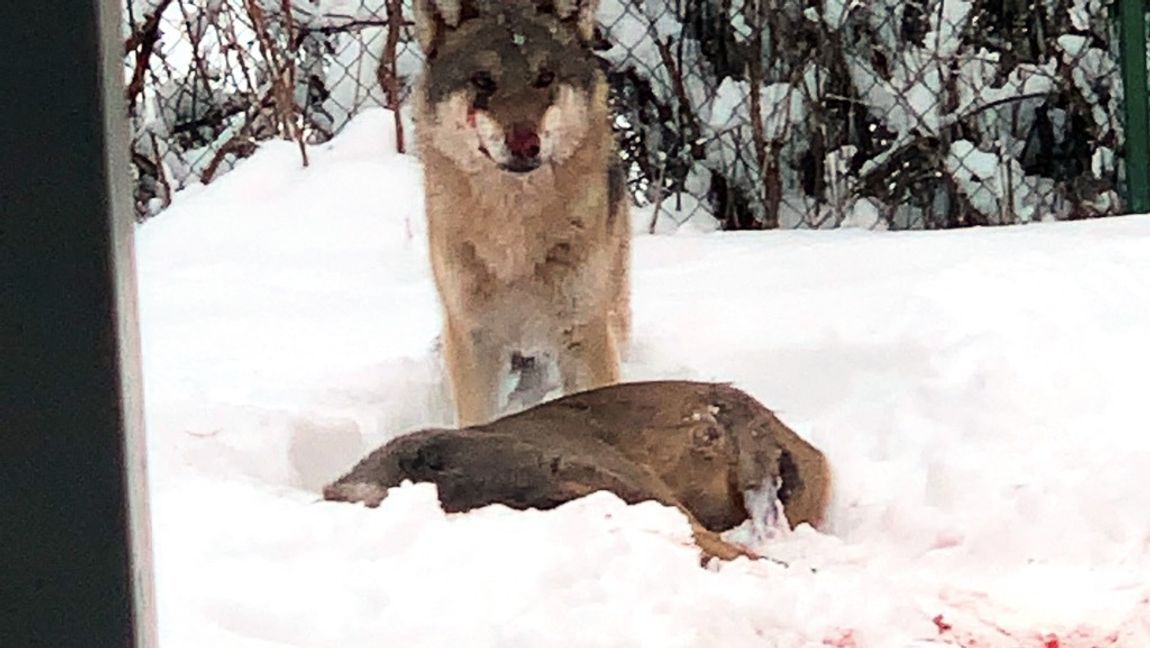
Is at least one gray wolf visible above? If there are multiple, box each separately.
[412,0,631,426]
[325,381,833,563]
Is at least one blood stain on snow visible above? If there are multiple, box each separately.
[934,614,953,633]
[822,629,858,647]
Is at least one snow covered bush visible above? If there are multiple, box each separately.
[124,0,1129,228]
[122,0,417,218]
[598,0,1126,229]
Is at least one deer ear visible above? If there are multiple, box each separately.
[413,0,479,57]
[550,0,599,42]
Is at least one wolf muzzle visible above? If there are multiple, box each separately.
[501,124,542,173]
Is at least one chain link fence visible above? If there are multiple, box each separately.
[123,0,1129,229]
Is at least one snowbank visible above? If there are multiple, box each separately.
[137,109,1150,646]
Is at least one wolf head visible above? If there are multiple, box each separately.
[413,0,607,175]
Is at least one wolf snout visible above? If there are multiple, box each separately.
[504,125,542,172]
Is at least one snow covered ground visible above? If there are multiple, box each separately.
[136,109,1150,647]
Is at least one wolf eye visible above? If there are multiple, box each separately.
[470,71,496,93]
[533,69,555,88]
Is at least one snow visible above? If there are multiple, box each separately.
[138,108,1150,647]
[599,0,682,72]
[821,0,852,31]
[707,78,806,144]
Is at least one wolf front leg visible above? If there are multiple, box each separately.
[557,317,621,395]
[443,316,506,427]
[608,221,632,361]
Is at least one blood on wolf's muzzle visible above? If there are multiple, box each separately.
[503,126,541,173]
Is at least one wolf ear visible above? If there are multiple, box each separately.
[547,0,600,43]
[413,0,479,57]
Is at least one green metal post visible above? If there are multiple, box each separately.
[1119,0,1150,213]
[0,0,157,645]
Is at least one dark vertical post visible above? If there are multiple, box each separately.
[1119,0,1150,213]
[0,0,158,646]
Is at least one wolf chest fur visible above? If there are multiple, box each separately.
[413,0,631,425]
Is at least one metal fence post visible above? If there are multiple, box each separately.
[0,0,158,646]
[1119,0,1150,213]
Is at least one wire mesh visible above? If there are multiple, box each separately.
[123,0,1127,229]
